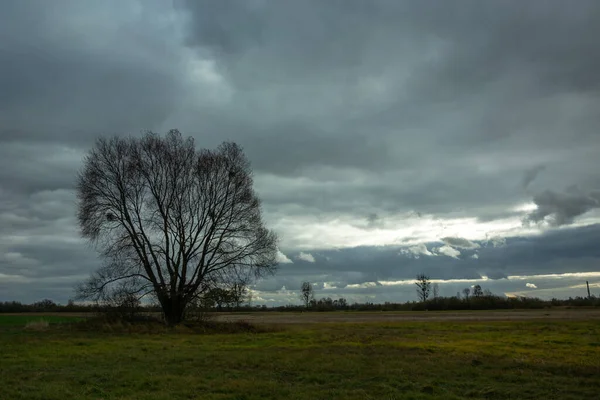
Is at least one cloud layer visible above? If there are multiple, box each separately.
[1,0,599,304]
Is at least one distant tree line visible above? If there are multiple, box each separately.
[1,277,598,314]
[1,295,599,314]
[0,283,251,316]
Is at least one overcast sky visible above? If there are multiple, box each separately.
[1,0,600,305]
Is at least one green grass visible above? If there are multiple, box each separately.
[0,315,84,326]
[1,318,599,399]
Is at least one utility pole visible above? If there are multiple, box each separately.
[586,281,591,298]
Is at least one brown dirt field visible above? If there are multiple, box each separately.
[214,308,600,324]
[4,308,599,324]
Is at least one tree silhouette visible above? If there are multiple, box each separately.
[462,287,471,300]
[75,130,278,325]
[300,281,314,309]
[415,274,431,302]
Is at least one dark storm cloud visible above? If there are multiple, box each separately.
[1,0,600,303]
[522,166,546,190]
[526,188,600,227]
[177,0,600,218]
[0,144,82,195]
[478,224,600,275]
[0,0,188,143]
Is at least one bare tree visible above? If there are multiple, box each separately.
[462,287,470,300]
[300,281,314,309]
[432,283,439,299]
[472,284,483,298]
[230,281,248,309]
[203,287,232,310]
[415,274,431,302]
[105,289,142,321]
[75,130,278,325]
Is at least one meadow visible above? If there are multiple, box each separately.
[1,311,599,400]
[0,315,84,327]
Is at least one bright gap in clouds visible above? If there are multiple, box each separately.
[268,208,540,251]
[378,272,600,286]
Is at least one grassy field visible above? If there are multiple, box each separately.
[1,313,599,399]
[0,314,84,326]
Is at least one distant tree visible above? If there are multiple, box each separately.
[75,130,278,326]
[483,288,493,297]
[456,291,462,300]
[112,291,142,320]
[415,274,431,302]
[198,292,216,310]
[204,288,232,310]
[300,282,314,309]
[433,283,440,299]
[315,297,335,311]
[472,285,483,298]
[33,299,57,311]
[66,299,75,309]
[230,282,248,309]
[462,288,471,300]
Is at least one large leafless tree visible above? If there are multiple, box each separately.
[76,130,278,325]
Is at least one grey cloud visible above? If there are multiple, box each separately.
[0,143,81,194]
[175,0,600,227]
[5,240,98,279]
[434,246,462,259]
[349,212,387,231]
[399,244,434,259]
[441,237,480,250]
[526,189,600,226]
[0,0,189,143]
[365,213,384,230]
[478,224,600,276]
[296,252,316,263]
[485,271,508,280]
[522,165,546,190]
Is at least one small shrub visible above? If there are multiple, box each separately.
[24,319,50,331]
[68,315,274,335]
[183,319,275,334]
[72,315,166,334]
[184,303,216,324]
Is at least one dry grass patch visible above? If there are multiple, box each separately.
[23,319,50,331]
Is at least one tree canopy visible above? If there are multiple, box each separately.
[75,130,278,325]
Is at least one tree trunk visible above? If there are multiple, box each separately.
[160,295,186,326]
